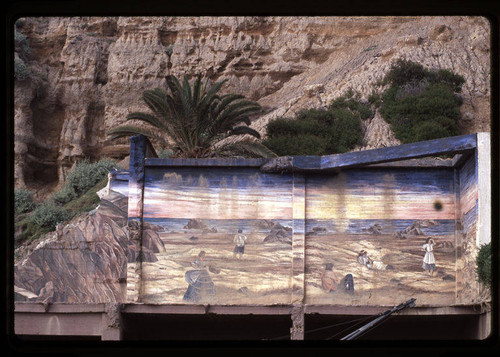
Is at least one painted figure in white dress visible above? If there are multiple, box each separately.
[422,238,436,276]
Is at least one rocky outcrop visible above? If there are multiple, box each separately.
[263,221,293,245]
[14,16,490,192]
[395,220,440,239]
[14,191,129,303]
[183,219,207,230]
[362,223,383,235]
[14,190,165,303]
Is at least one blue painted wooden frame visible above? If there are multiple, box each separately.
[137,134,477,171]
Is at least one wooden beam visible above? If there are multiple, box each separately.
[14,303,106,313]
[145,157,267,167]
[15,312,103,336]
[260,135,477,173]
[121,304,292,315]
[304,304,487,316]
[319,134,477,170]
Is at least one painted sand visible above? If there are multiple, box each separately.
[133,230,293,305]
[306,233,457,306]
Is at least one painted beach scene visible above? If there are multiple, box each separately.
[126,163,466,307]
[304,169,459,306]
[133,167,296,305]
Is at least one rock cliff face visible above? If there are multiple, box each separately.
[14,191,165,303]
[14,16,490,193]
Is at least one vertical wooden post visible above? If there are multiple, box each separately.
[476,132,490,247]
[453,167,463,303]
[127,135,147,303]
[101,303,122,341]
[290,304,305,340]
[291,173,305,340]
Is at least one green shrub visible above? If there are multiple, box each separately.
[264,94,367,156]
[379,60,464,144]
[263,134,327,156]
[476,242,491,287]
[14,189,36,214]
[266,115,329,138]
[431,69,466,93]
[324,109,365,153]
[30,202,71,230]
[64,177,108,217]
[382,59,429,87]
[65,158,116,196]
[51,185,77,206]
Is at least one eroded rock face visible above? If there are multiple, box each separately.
[14,190,165,303]
[14,16,490,191]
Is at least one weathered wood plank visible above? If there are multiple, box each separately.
[291,174,306,304]
[291,156,322,170]
[121,303,292,315]
[15,312,103,336]
[320,134,477,170]
[476,132,491,247]
[127,135,147,303]
[145,157,267,167]
[14,302,106,313]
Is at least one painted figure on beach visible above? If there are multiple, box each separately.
[422,238,436,275]
[357,250,394,271]
[183,251,216,303]
[233,229,247,259]
[321,263,355,294]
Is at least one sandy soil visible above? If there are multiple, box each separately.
[139,231,293,305]
[130,231,457,307]
[305,233,457,306]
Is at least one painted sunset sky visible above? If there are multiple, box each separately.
[142,167,294,220]
[306,169,457,221]
[140,167,457,222]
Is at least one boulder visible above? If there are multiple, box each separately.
[362,223,382,235]
[184,219,208,230]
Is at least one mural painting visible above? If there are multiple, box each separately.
[137,167,295,304]
[304,168,459,306]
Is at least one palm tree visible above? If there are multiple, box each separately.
[107,75,276,158]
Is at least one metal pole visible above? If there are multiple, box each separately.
[340,298,416,340]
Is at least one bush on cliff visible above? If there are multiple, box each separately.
[52,158,117,205]
[263,91,370,156]
[30,202,71,230]
[379,59,465,144]
[15,159,118,247]
[14,189,36,214]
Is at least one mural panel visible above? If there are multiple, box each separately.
[304,168,458,306]
[456,155,479,304]
[139,167,295,304]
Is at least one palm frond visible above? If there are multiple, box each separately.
[227,125,261,139]
[107,125,169,146]
[109,74,265,158]
[126,111,167,130]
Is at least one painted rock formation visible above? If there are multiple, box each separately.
[14,191,165,303]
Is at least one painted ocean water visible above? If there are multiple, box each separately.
[142,218,456,236]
